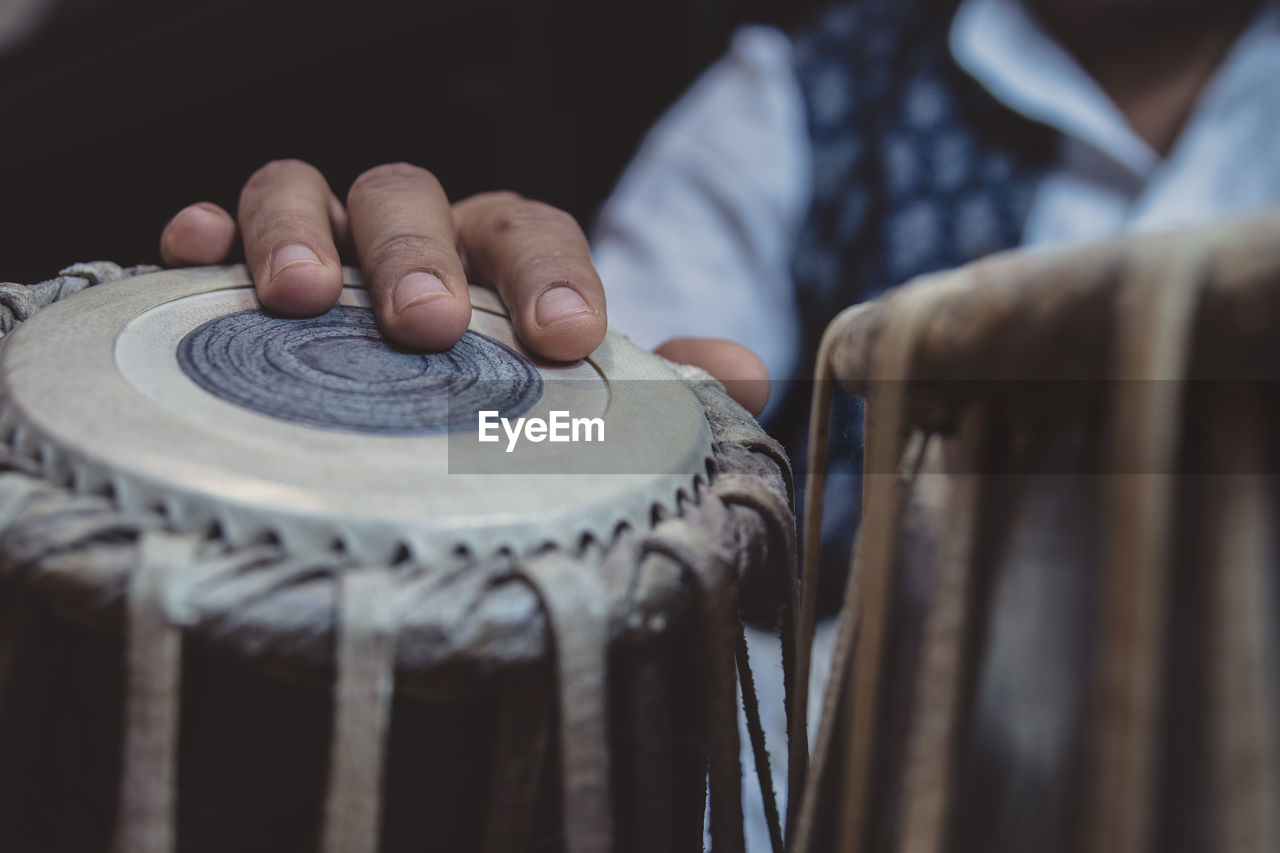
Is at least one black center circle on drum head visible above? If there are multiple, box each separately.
[177,305,543,434]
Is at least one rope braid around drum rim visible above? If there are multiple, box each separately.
[0,264,804,853]
[0,262,161,334]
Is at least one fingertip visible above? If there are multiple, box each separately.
[380,291,472,352]
[257,257,344,316]
[160,202,236,266]
[522,309,606,363]
[514,283,605,362]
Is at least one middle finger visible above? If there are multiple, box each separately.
[346,162,471,351]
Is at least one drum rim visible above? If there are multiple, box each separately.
[0,264,717,564]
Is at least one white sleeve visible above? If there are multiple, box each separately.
[590,25,812,387]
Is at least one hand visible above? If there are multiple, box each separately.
[160,159,769,412]
[160,159,604,360]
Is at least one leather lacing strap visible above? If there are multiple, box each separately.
[643,519,745,853]
[733,627,785,853]
[713,473,800,849]
[1087,241,1207,853]
[894,414,984,853]
[715,430,795,504]
[791,279,943,853]
[0,473,43,528]
[836,278,936,853]
[112,531,203,853]
[789,314,841,853]
[517,551,613,853]
[321,567,399,853]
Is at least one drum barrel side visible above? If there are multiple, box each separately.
[0,580,712,853]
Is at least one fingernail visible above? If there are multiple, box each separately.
[393,271,449,314]
[271,243,321,279]
[178,203,218,229]
[536,285,590,326]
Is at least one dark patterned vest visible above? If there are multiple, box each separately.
[768,0,1055,616]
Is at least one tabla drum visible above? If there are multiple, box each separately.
[0,263,802,853]
[791,211,1280,853]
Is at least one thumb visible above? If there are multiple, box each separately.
[654,337,770,416]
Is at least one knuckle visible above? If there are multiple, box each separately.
[514,253,598,290]
[261,209,327,241]
[490,199,578,236]
[245,158,321,192]
[471,189,523,208]
[349,162,440,202]
[366,228,453,273]
[239,160,328,227]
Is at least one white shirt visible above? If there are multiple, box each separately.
[592,0,1280,393]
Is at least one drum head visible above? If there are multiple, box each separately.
[0,266,714,561]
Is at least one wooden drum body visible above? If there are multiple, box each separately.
[794,212,1280,853]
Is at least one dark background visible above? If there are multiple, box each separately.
[0,0,829,282]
